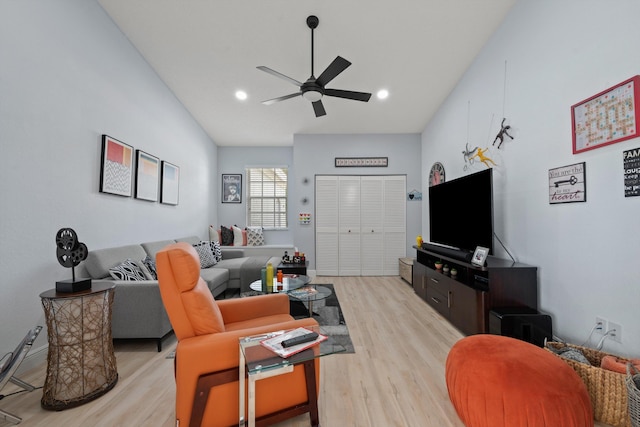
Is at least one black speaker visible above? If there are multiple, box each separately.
[489,307,552,347]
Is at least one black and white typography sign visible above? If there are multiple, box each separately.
[624,147,640,197]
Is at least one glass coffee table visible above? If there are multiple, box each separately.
[248,274,311,294]
[238,324,345,427]
[286,285,333,318]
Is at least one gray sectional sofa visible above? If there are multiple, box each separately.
[80,235,282,351]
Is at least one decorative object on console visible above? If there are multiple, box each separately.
[572,75,640,154]
[221,174,242,203]
[434,260,443,270]
[471,246,489,267]
[99,135,133,197]
[429,162,445,186]
[548,162,586,204]
[134,150,159,202]
[160,161,179,205]
[623,147,640,198]
[55,228,91,292]
[416,235,423,247]
[335,157,388,167]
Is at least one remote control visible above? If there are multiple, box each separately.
[281,332,319,348]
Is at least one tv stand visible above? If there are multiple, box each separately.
[412,245,538,335]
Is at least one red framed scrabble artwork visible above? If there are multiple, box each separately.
[572,75,640,154]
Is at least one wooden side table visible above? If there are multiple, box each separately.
[39,283,118,410]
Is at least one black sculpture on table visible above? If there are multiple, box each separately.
[55,228,91,292]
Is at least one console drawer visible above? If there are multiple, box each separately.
[426,287,449,318]
[426,271,449,295]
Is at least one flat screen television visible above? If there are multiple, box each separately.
[428,168,494,255]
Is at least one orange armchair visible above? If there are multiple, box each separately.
[156,242,320,427]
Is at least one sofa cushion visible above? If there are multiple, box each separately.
[141,255,158,280]
[109,259,148,281]
[141,239,177,259]
[84,244,148,279]
[200,266,229,296]
[246,226,265,246]
[193,241,217,268]
[210,240,222,262]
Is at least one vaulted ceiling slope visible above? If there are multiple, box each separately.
[98,0,515,146]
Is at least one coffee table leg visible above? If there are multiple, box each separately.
[308,300,313,317]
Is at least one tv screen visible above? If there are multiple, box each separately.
[428,168,494,255]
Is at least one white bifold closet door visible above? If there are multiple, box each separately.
[315,175,406,276]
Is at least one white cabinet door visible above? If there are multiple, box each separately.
[382,176,406,275]
[360,176,384,275]
[338,176,361,275]
[315,176,339,275]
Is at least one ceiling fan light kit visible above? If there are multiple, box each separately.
[257,15,371,117]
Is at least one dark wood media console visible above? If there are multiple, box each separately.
[412,245,538,336]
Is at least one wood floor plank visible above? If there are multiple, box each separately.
[0,275,610,426]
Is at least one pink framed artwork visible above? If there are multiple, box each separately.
[572,76,640,154]
[99,135,133,197]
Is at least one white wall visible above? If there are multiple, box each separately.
[294,134,422,270]
[422,0,640,356]
[0,1,218,355]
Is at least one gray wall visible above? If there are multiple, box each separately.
[0,1,218,355]
[422,0,640,356]
[293,134,422,270]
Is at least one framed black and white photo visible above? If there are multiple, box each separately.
[222,174,242,203]
[471,246,489,267]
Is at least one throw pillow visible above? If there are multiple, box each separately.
[209,240,222,262]
[141,255,158,280]
[246,226,265,246]
[232,225,244,246]
[220,225,234,246]
[193,241,217,268]
[109,259,148,281]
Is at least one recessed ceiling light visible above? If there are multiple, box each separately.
[235,90,248,101]
[377,89,389,100]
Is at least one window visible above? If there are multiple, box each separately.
[246,167,288,228]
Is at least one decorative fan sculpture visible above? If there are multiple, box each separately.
[55,228,91,292]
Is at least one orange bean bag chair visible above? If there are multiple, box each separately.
[446,335,593,427]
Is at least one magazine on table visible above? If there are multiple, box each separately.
[260,327,327,358]
[287,286,318,298]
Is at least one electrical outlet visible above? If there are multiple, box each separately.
[609,321,622,343]
[595,317,607,334]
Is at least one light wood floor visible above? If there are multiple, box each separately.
[1,276,609,426]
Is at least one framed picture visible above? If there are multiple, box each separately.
[572,75,640,154]
[471,246,489,267]
[624,147,640,197]
[548,162,586,204]
[134,150,159,202]
[222,174,242,203]
[99,135,133,197]
[160,161,180,205]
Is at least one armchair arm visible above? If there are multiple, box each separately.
[217,293,290,324]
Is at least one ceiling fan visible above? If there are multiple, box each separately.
[257,15,372,117]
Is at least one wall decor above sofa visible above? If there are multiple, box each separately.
[99,135,133,197]
[135,150,160,202]
[160,161,179,205]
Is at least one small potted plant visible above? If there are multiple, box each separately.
[443,264,450,274]
[434,260,443,270]
[450,268,458,278]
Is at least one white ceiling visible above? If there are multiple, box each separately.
[98,0,515,147]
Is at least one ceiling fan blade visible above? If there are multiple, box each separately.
[262,92,301,105]
[312,100,326,117]
[257,66,303,87]
[324,88,372,102]
[316,56,351,87]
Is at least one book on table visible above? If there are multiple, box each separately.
[287,286,318,298]
[260,327,327,358]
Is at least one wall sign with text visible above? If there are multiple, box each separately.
[624,147,640,197]
[549,162,586,204]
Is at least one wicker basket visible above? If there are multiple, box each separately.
[627,363,640,427]
[545,341,631,427]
